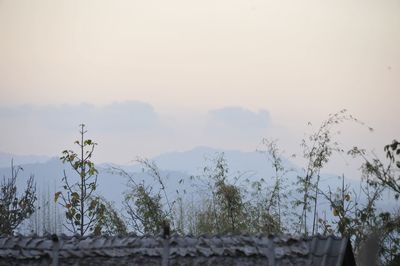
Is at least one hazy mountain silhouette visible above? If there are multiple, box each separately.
[0,146,395,215]
[0,146,291,205]
[0,151,50,168]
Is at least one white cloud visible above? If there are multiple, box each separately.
[0,103,274,163]
[207,106,270,130]
[0,101,161,133]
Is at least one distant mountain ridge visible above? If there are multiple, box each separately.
[125,146,296,178]
[0,146,396,235]
[1,146,293,177]
[0,146,393,204]
[0,146,290,206]
[0,146,356,194]
[0,151,51,168]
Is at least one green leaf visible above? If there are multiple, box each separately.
[66,211,73,220]
[89,200,98,210]
[54,191,62,202]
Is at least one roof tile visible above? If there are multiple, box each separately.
[0,234,354,266]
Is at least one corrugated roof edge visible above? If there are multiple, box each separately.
[0,233,356,266]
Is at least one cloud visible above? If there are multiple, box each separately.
[203,106,271,148]
[0,101,168,162]
[0,101,160,133]
[207,106,270,130]
[0,103,273,162]
[91,101,160,132]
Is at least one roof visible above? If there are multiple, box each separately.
[0,234,355,266]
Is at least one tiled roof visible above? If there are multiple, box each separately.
[0,234,355,266]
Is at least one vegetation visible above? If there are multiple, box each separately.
[96,197,128,236]
[118,158,170,235]
[29,186,63,235]
[110,110,398,265]
[348,140,400,264]
[193,154,248,234]
[5,112,399,265]
[55,124,105,236]
[0,161,36,235]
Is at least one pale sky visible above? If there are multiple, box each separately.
[0,0,399,167]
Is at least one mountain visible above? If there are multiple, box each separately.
[0,155,191,207]
[0,147,397,236]
[0,147,396,213]
[0,146,289,208]
[0,151,50,168]
[126,146,296,179]
[0,157,129,206]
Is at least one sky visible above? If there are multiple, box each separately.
[0,0,399,168]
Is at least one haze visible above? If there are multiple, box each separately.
[0,0,399,166]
